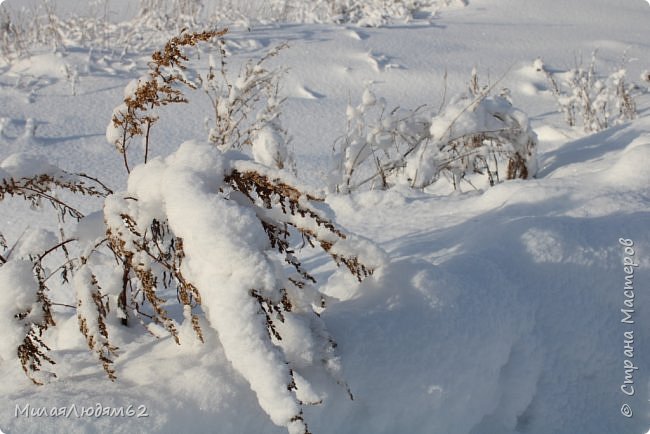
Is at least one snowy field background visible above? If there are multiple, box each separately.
[0,0,650,433]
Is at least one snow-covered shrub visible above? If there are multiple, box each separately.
[535,53,637,132]
[0,0,207,67]
[1,30,385,434]
[200,40,293,170]
[212,0,462,27]
[135,0,204,33]
[98,141,383,433]
[1,2,93,61]
[0,0,457,69]
[0,4,29,62]
[331,72,538,192]
[0,155,111,384]
[330,85,431,192]
[407,73,537,189]
[41,0,66,52]
[6,0,67,54]
[106,28,293,173]
[327,0,435,27]
[0,259,56,385]
[104,35,382,433]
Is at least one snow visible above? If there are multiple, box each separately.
[251,125,289,169]
[0,260,38,363]
[0,153,65,180]
[126,141,303,428]
[1,0,650,433]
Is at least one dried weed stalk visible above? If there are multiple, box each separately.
[16,261,57,385]
[226,169,374,282]
[108,29,227,172]
[0,173,109,221]
[0,168,110,382]
[75,269,118,380]
[201,40,288,152]
[104,214,203,345]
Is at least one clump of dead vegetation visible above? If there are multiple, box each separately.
[535,52,637,132]
[331,69,538,193]
[1,29,383,434]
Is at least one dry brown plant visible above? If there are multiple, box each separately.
[16,260,57,385]
[3,33,378,434]
[0,169,111,382]
[109,29,228,172]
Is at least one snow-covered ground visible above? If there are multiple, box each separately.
[1,0,650,433]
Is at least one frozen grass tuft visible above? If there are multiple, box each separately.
[331,70,537,193]
[535,52,638,132]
